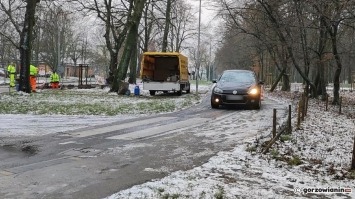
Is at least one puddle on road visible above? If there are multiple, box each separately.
[0,144,39,157]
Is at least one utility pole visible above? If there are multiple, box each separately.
[196,0,201,95]
[209,38,212,81]
[57,25,60,71]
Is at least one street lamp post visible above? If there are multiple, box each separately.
[196,0,201,95]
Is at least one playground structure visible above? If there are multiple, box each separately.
[78,64,93,89]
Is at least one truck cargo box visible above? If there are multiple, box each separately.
[140,52,190,96]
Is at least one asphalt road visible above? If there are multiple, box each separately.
[0,92,287,199]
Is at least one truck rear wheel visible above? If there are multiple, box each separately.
[149,90,156,96]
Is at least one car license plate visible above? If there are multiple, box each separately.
[227,95,243,100]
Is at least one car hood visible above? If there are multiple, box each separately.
[216,81,255,90]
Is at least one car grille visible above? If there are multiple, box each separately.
[223,89,248,95]
[222,94,247,104]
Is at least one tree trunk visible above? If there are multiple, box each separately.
[162,0,172,52]
[128,29,139,84]
[281,73,290,91]
[294,0,311,81]
[280,47,290,91]
[112,0,146,93]
[143,1,151,52]
[317,14,328,100]
[96,0,132,91]
[18,0,40,93]
[331,31,342,105]
[270,67,286,92]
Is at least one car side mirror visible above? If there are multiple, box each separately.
[212,79,217,83]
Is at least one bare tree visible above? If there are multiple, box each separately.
[161,0,172,52]
[0,0,40,93]
[35,5,75,72]
[169,0,196,52]
[19,0,41,93]
[114,0,147,92]
[312,0,355,104]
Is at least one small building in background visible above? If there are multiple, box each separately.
[64,64,94,78]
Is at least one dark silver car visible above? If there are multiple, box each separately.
[210,70,263,109]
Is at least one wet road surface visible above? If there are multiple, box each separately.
[0,92,287,199]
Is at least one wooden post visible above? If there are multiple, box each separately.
[262,126,287,154]
[352,135,355,170]
[325,95,328,111]
[273,109,276,138]
[288,105,292,134]
[339,96,342,114]
[301,93,305,121]
[297,101,301,129]
[305,94,309,116]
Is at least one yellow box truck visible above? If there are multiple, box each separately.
[140,52,190,95]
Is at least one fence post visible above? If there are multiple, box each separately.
[288,105,292,134]
[325,95,328,111]
[273,109,276,138]
[297,100,301,129]
[352,135,355,170]
[305,94,309,116]
[301,93,305,121]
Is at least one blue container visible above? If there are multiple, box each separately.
[134,85,140,96]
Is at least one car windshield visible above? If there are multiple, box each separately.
[219,71,255,83]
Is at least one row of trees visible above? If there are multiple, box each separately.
[0,0,93,92]
[8,0,348,99]
[0,0,215,93]
[214,0,355,104]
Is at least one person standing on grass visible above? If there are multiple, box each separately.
[50,70,60,89]
[30,64,38,92]
[7,62,16,88]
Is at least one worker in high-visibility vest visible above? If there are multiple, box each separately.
[7,62,16,87]
[50,70,60,89]
[30,64,38,92]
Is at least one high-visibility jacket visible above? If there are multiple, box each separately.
[30,65,38,76]
[7,64,16,74]
[50,72,60,82]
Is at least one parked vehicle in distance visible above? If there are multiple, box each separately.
[210,69,263,109]
[140,52,190,96]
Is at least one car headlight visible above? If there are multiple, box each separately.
[214,87,223,94]
[248,87,259,95]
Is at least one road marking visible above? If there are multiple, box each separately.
[70,117,176,138]
[58,141,83,145]
[5,157,70,174]
[106,117,210,140]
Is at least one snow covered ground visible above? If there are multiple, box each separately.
[0,81,211,136]
[106,86,355,199]
[1,81,355,199]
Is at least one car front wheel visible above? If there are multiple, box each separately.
[211,101,219,109]
[252,99,261,110]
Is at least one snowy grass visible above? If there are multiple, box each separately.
[0,83,209,116]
